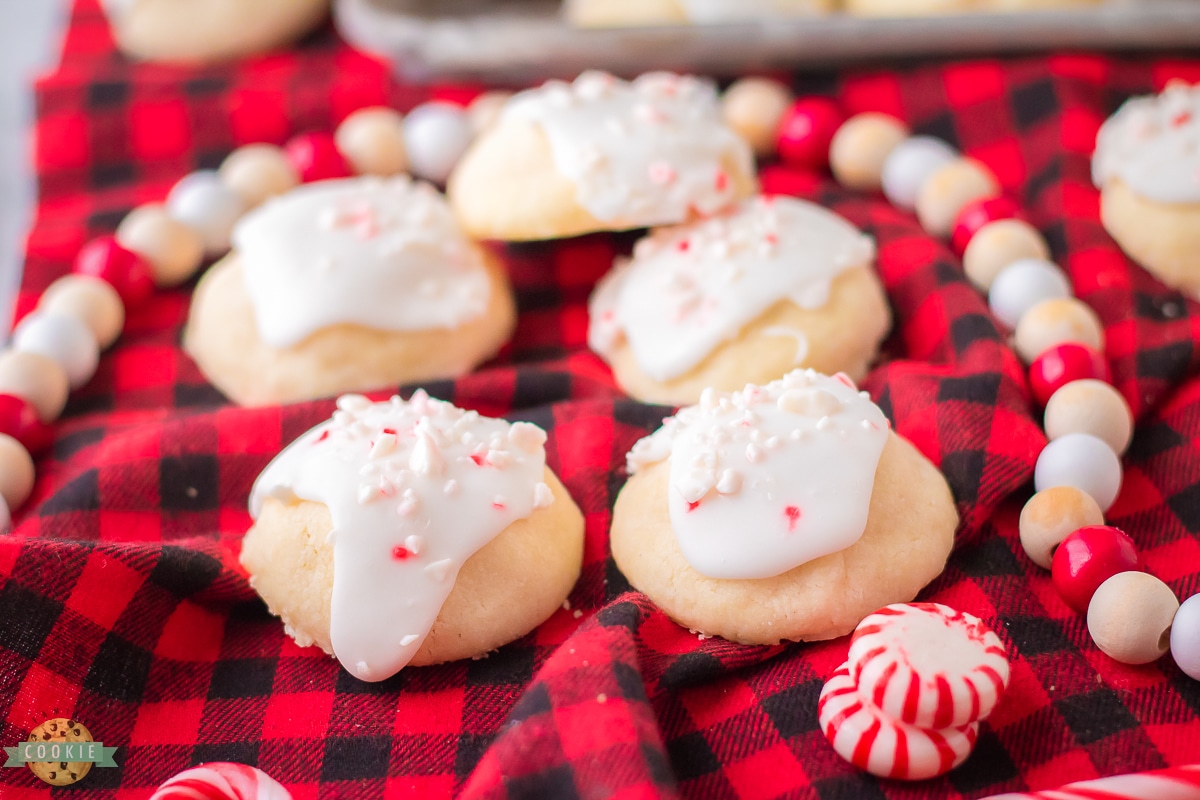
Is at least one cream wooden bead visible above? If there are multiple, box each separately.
[116,203,205,287]
[468,91,512,136]
[218,144,299,209]
[963,219,1050,291]
[335,107,408,177]
[1019,486,1104,569]
[829,112,909,191]
[0,351,70,423]
[1087,572,1179,665]
[1014,297,1105,364]
[721,77,794,158]
[915,157,1000,238]
[39,274,124,350]
[1045,380,1133,456]
[0,433,35,511]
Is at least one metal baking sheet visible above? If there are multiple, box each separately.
[334,0,1200,83]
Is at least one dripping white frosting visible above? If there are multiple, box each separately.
[249,391,552,681]
[588,196,875,381]
[1093,81,1200,203]
[627,370,889,579]
[502,70,753,227]
[234,176,490,348]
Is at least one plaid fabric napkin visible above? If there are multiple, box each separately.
[2,2,1200,796]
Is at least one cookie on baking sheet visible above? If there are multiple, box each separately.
[610,370,958,645]
[183,176,515,407]
[588,195,890,405]
[564,0,833,27]
[447,71,756,242]
[101,0,328,63]
[1093,82,1200,297]
[240,391,584,681]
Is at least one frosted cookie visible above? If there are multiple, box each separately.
[184,176,515,407]
[448,71,756,241]
[564,0,832,27]
[101,0,328,64]
[1093,82,1200,297]
[589,196,890,405]
[241,392,585,681]
[610,371,958,644]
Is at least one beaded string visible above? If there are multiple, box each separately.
[714,76,1200,679]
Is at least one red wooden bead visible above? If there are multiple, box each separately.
[284,132,352,183]
[1051,525,1140,613]
[0,394,53,454]
[950,195,1023,256]
[776,97,844,172]
[73,236,155,310]
[758,165,822,198]
[1028,343,1110,406]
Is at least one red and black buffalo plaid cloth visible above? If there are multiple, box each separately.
[3,1,1200,797]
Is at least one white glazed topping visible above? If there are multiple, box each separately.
[249,391,551,681]
[234,176,489,348]
[627,370,889,579]
[1093,81,1200,203]
[588,196,874,381]
[502,70,753,227]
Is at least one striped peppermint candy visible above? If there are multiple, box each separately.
[980,765,1200,799]
[848,603,1010,729]
[818,662,979,781]
[150,763,292,800]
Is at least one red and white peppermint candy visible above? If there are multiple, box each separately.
[848,602,1010,729]
[818,662,979,781]
[150,763,291,800]
[980,765,1200,799]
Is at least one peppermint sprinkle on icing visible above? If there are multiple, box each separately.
[1093,81,1200,203]
[235,176,490,348]
[249,391,551,681]
[589,197,875,381]
[627,370,889,579]
[502,71,752,227]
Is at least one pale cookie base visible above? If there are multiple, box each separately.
[564,0,833,26]
[107,0,329,63]
[447,118,757,242]
[846,0,1095,13]
[241,469,584,667]
[611,433,958,644]
[603,266,891,406]
[182,249,516,407]
[1100,178,1200,297]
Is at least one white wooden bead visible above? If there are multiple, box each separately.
[721,77,794,158]
[402,102,473,185]
[1170,594,1200,680]
[988,257,1072,329]
[1018,486,1105,569]
[915,157,1000,238]
[12,311,100,390]
[881,136,957,210]
[39,274,124,349]
[468,91,513,136]
[117,203,206,287]
[166,171,246,256]
[1014,297,1105,363]
[1045,380,1134,456]
[0,433,35,510]
[963,219,1050,291]
[1088,572,1178,665]
[335,107,408,177]
[1034,432,1122,512]
[830,113,909,192]
[0,351,69,423]
[218,144,299,209]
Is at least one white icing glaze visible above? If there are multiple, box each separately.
[234,176,489,348]
[249,391,551,681]
[502,70,753,227]
[588,196,874,381]
[627,370,889,579]
[1093,81,1200,203]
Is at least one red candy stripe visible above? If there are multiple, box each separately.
[979,765,1200,799]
